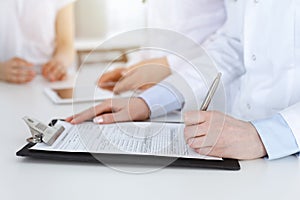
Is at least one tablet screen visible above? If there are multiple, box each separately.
[53,88,74,99]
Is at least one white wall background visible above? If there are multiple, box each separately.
[74,0,146,39]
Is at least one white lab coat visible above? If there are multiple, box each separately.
[146,0,226,45]
[164,0,300,146]
[127,0,226,67]
[0,0,75,65]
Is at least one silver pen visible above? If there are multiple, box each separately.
[200,73,222,111]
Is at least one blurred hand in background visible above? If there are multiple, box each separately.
[0,57,36,84]
[98,57,171,94]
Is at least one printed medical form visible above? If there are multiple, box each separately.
[31,121,220,160]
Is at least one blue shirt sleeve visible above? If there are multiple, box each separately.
[139,84,300,160]
[252,114,300,160]
[139,82,184,118]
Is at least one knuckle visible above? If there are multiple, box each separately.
[197,148,207,156]
[94,105,102,112]
[11,60,17,66]
[206,111,213,118]
[191,140,200,149]
[190,142,197,149]
[196,149,202,154]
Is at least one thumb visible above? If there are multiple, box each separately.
[98,68,125,90]
[99,68,125,83]
[113,74,136,94]
[121,67,134,77]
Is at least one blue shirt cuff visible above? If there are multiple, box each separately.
[139,82,184,118]
[252,114,300,160]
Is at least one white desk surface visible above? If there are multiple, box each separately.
[1,66,300,200]
[75,38,140,51]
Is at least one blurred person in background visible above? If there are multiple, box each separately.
[0,0,75,84]
[98,0,226,93]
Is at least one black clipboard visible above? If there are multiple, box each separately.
[16,120,240,171]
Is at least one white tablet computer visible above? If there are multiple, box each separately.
[44,86,134,104]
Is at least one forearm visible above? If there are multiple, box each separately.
[52,41,75,67]
[53,3,75,67]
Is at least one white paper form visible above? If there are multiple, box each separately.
[31,121,221,160]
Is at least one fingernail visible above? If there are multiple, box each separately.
[93,116,104,124]
[70,119,76,124]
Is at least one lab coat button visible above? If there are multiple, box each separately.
[252,54,256,61]
[247,103,251,110]
[254,0,259,3]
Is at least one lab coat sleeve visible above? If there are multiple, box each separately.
[252,114,300,160]
[138,48,228,118]
[138,52,212,118]
[139,81,184,118]
[138,0,246,117]
[204,33,245,87]
[280,103,300,158]
[138,22,248,117]
[162,27,247,113]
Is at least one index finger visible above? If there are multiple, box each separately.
[184,111,209,126]
[113,73,137,94]
[50,65,67,81]
[98,68,125,87]
[70,101,113,124]
[42,62,55,77]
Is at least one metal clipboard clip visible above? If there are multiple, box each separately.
[23,116,65,146]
